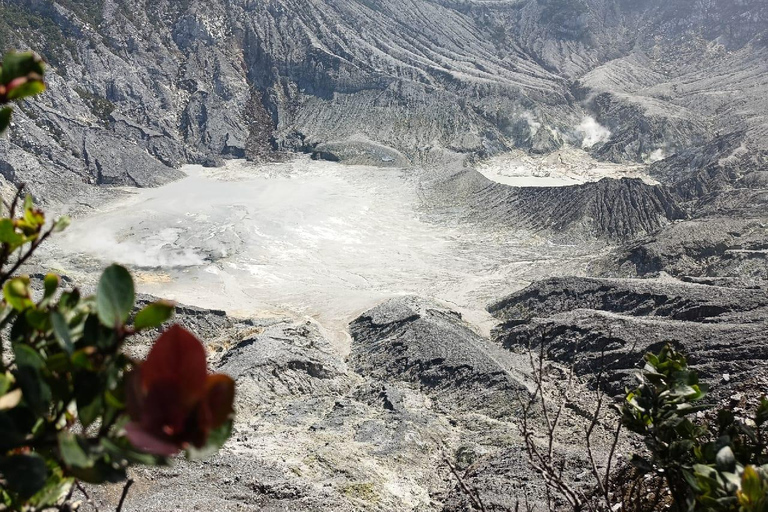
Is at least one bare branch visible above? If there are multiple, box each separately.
[444,457,486,512]
[75,481,100,512]
[116,479,134,512]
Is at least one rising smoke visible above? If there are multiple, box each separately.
[576,116,611,148]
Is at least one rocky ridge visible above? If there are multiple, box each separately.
[83,295,624,511]
[0,0,766,211]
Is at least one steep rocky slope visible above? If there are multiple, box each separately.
[423,168,685,241]
[83,296,621,511]
[0,0,766,208]
[591,131,768,279]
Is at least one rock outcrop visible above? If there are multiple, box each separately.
[424,169,685,241]
[350,296,526,418]
[489,276,768,397]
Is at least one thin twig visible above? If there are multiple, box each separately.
[0,184,25,271]
[9,183,25,219]
[0,223,55,286]
[75,481,100,512]
[116,479,134,512]
[58,483,76,511]
[444,457,486,512]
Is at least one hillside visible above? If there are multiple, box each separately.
[0,0,766,204]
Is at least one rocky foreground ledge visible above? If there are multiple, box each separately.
[80,272,767,511]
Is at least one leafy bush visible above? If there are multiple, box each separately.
[0,51,235,511]
[73,87,114,125]
[517,340,768,512]
[623,345,768,511]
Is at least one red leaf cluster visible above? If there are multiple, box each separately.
[125,325,235,456]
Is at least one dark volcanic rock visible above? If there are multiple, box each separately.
[349,296,612,511]
[595,217,768,281]
[349,296,525,418]
[648,132,768,205]
[489,276,768,396]
[426,170,685,241]
[592,131,768,280]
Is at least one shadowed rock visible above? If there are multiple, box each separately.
[490,276,768,395]
[426,170,685,241]
[350,296,526,418]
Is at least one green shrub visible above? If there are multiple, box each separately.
[0,51,235,511]
[622,345,768,511]
[73,87,115,125]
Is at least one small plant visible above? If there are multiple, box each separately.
[518,340,768,512]
[623,345,768,511]
[0,51,46,133]
[0,51,235,511]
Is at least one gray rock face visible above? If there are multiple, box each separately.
[350,296,526,418]
[84,297,537,510]
[424,169,685,241]
[1,0,767,206]
[591,131,768,279]
[596,217,768,282]
[648,132,768,205]
[87,295,620,511]
[489,276,768,396]
[348,296,616,511]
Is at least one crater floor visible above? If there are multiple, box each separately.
[47,156,614,353]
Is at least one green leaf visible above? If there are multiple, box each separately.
[0,372,13,395]
[13,344,51,415]
[0,388,22,411]
[43,273,60,300]
[0,411,27,452]
[65,457,126,484]
[0,218,23,247]
[71,348,96,371]
[740,465,765,506]
[0,303,14,330]
[186,420,233,460]
[45,352,69,373]
[75,372,103,428]
[682,468,702,493]
[3,276,34,311]
[26,461,73,510]
[0,453,49,498]
[104,388,125,409]
[50,311,74,354]
[100,437,167,467]
[58,289,81,313]
[134,300,175,330]
[53,215,71,233]
[756,397,768,427]
[1,51,45,83]
[0,107,11,134]
[694,463,718,480]
[96,264,135,328]
[6,79,45,100]
[25,308,50,331]
[58,432,93,469]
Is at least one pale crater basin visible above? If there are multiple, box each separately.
[476,145,658,187]
[47,156,612,353]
